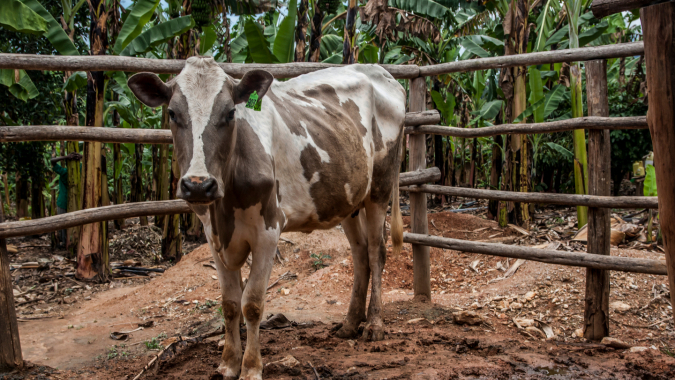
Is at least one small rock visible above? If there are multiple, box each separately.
[84,296,91,301]
[601,337,631,349]
[218,339,225,348]
[470,302,481,309]
[628,346,649,353]
[610,301,631,312]
[347,340,355,348]
[13,289,20,297]
[574,328,584,338]
[513,318,535,328]
[452,311,482,326]
[523,291,537,302]
[511,302,523,310]
[281,288,290,295]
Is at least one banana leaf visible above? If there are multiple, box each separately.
[244,18,277,64]
[113,0,161,54]
[272,0,297,63]
[200,25,217,55]
[62,71,87,92]
[0,0,48,35]
[121,16,194,56]
[21,0,80,55]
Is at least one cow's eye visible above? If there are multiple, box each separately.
[227,109,236,120]
[168,109,176,122]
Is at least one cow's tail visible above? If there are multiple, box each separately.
[390,131,404,256]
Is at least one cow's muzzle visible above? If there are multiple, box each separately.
[179,176,220,204]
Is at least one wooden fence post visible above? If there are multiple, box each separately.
[0,205,23,370]
[641,3,675,323]
[409,77,431,300]
[584,60,611,340]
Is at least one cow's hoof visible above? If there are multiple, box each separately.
[238,372,263,380]
[362,323,385,342]
[216,364,240,379]
[335,323,359,339]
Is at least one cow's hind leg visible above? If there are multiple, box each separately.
[362,202,388,341]
[240,234,277,380]
[213,260,243,378]
[336,210,370,339]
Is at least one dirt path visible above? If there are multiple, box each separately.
[6,211,675,379]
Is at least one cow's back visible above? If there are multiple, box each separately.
[238,65,406,232]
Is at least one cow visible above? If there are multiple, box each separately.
[128,56,405,380]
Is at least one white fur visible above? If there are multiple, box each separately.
[175,57,227,179]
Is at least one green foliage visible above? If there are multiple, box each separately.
[272,0,297,63]
[310,252,331,270]
[244,17,276,63]
[121,16,195,56]
[0,0,48,35]
[62,71,87,92]
[21,0,80,55]
[113,0,161,54]
[144,332,167,350]
[191,0,213,28]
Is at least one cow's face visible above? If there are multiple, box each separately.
[128,57,273,205]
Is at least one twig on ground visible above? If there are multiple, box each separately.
[308,361,321,380]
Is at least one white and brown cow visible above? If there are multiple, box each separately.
[128,56,405,379]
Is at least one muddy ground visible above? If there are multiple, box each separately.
[2,208,674,380]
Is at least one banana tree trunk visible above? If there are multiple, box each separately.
[156,107,171,227]
[295,0,309,62]
[571,63,589,227]
[15,174,28,219]
[163,146,182,262]
[342,0,358,64]
[488,134,503,219]
[30,176,44,220]
[134,144,148,226]
[308,2,325,62]
[78,0,109,282]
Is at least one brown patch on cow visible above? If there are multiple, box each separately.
[303,84,367,136]
[221,300,239,321]
[299,145,322,181]
[371,115,384,152]
[281,84,370,224]
[243,303,262,324]
[266,90,308,137]
[370,136,403,205]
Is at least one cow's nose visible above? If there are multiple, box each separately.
[179,176,219,203]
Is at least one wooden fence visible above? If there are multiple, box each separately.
[1,2,675,369]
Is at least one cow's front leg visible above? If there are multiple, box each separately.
[240,235,276,380]
[213,258,244,378]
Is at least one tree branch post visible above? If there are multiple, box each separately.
[409,77,431,301]
[0,205,23,370]
[641,2,675,325]
[584,60,611,341]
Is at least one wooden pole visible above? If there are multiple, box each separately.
[584,60,611,341]
[404,116,647,138]
[591,0,672,18]
[409,77,431,300]
[641,3,675,324]
[0,205,22,370]
[403,233,667,275]
[401,184,658,209]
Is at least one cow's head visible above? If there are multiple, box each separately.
[128,57,273,205]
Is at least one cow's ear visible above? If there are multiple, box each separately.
[128,73,172,108]
[233,70,274,104]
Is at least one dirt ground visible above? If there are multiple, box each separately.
[2,209,674,380]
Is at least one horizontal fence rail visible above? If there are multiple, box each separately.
[0,111,441,144]
[403,233,667,275]
[0,200,191,239]
[0,168,440,239]
[0,53,419,79]
[591,0,668,18]
[0,42,643,79]
[418,42,644,76]
[404,116,648,137]
[402,184,659,209]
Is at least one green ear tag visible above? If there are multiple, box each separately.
[254,96,262,111]
[245,91,258,110]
